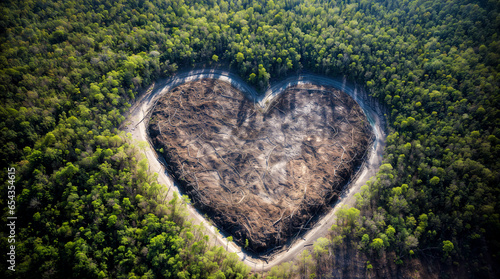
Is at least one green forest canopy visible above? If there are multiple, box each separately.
[0,0,499,278]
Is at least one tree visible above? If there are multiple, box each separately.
[299,249,313,278]
[429,176,440,186]
[226,236,233,250]
[370,238,384,253]
[442,240,454,258]
[361,234,370,249]
[386,225,396,242]
[236,52,245,63]
[313,237,330,273]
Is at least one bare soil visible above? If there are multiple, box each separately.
[148,79,373,252]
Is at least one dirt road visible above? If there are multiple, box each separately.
[122,69,386,272]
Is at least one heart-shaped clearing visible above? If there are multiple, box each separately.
[148,78,373,253]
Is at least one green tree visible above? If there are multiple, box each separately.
[370,238,384,252]
[236,52,245,63]
[442,240,454,258]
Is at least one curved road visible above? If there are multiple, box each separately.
[122,69,386,272]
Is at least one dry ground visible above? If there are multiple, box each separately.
[148,79,373,252]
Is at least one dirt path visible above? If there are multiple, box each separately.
[122,69,386,272]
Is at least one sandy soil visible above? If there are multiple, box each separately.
[121,69,386,271]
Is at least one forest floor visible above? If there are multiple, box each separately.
[148,79,373,253]
[121,69,387,271]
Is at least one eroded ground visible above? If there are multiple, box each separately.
[148,79,373,252]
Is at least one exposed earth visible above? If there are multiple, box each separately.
[148,79,374,252]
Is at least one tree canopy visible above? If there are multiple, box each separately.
[0,0,499,278]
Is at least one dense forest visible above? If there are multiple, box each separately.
[1,0,499,278]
